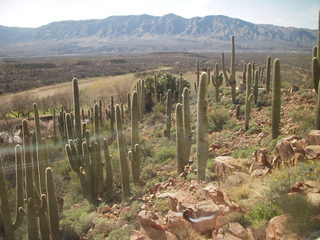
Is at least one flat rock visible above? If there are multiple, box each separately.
[306,130,320,145]
[228,222,246,239]
[305,145,320,158]
[266,215,302,240]
[214,156,249,181]
[307,192,320,206]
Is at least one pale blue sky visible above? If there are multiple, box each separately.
[0,0,319,29]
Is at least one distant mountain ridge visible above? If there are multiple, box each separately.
[0,14,317,57]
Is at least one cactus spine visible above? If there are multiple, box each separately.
[271,59,281,139]
[131,91,140,183]
[116,105,131,199]
[212,63,223,102]
[197,73,209,181]
[222,36,237,104]
[165,89,172,138]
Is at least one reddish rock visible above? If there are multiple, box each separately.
[203,183,239,210]
[228,222,246,239]
[305,145,320,159]
[266,215,302,240]
[137,210,168,240]
[214,156,249,181]
[223,233,242,240]
[306,130,320,145]
[101,204,111,214]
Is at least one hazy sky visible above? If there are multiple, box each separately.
[0,0,319,29]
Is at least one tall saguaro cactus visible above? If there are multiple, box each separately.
[165,89,172,138]
[182,88,191,164]
[222,36,237,104]
[197,72,209,181]
[131,91,140,183]
[266,56,271,93]
[72,78,81,140]
[116,105,131,199]
[271,59,281,139]
[175,103,185,173]
[212,63,223,102]
[245,64,253,131]
[46,168,59,240]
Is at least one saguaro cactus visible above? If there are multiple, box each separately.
[176,103,185,173]
[131,91,140,183]
[245,64,253,131]
[197,72,209,181]
[222,36,237,104]
[266,56,271,93]
[46,168,59,240]
[72,78,81,140]
[182,88,191,164]
[271,59,281,139]
[212,63,223,102]
[165,89,172,138]
[253,70,259,104]
[103,138,113,198]
[115,105,131,199]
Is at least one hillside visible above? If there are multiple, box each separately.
[0,14,317,57]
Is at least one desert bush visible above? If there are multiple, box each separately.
[208,107,231,132]
[108,224,133,240]
[154,146,176,163]
[266,160,320,200]
[244,201,281,227]
[278,194,320,237]
[289,109,314,136]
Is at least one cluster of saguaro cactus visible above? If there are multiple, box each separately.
[271,59,281,139]
[0,119,60,239]
[245,64,254,130]
[175,87,191,174]
[135,79,146,121]
[197,73,209,180]
[165,89,172,138]
[212,63,223,102]
[222,36,237,104]
[194,59,200,93]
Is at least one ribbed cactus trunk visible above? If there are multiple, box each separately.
[176,103,185,173]
[253,70,259,104]
[165,89,172,138]
[46,168,59,240]
[182,88,191,164]
[316,77,320,130]
[0,157,15,239]
[196,59,200,88]
[266,56,271,93]
[245,64,253,131]
[154,76,158,103]
[271,59,281,139]
[313,57,320,94]
[72,78,81,141]
[110,96,115,132]
[212,63,223,102]
[131,91,140,184]
[116,105,131,199]
[197,73,209,181]
[103,138,113,199]
[222,36,237,104]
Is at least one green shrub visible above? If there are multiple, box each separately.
[244,202,281,227]
[289,109,314,136]
[154,198,169,215]
[267,160,320,200]
[232,145,260,159]
[208,107,231,132]
[278,194,320,237]
[154,146,176,163]
[108,224,133,240]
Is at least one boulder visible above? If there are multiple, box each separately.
[306,130,320,145]
[214,156,249,181]
[305,145,320,159]
[203,183,239,210]
[137,210,169,240]
[266,215,302,240]
[228,222,246,239]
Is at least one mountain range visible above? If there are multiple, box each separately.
[0,14,317,57]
